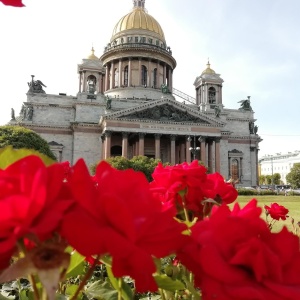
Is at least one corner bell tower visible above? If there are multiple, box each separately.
[77,47,105,95]
[194,61,224,111]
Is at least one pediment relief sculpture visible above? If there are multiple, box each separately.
[121,104,210,124]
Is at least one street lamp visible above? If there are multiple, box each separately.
[188,135,201,160]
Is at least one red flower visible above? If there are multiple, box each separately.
[61,160,187,292]
[0,155,73,269]
[0,0,24,7]
[178,199,300,300]
[264,203,289,220]
[150,160,208,218]
[202,173,238,204]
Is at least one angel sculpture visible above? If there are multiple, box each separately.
[27,75,47,93]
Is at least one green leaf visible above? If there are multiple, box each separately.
[85,280,118,300]
[65,250,86,279]
[154,274,185,292]
[182,276,201,300]
[55,294,68,300]
[0,293,13,300]
[19,290,30,300]
[64,284,79,298]
[105,266,134,300]
[0,146,55,169]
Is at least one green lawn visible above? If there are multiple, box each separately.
[234,195,300,232]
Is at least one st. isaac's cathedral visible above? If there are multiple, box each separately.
[12,0,261,187]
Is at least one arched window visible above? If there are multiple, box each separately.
[231,159,239,181]
[124,66,128,86]
[208,87,216,104]
[153,68,157,88]
[111,145,122,157]
[87,75,96,94]
[141,65,147,86]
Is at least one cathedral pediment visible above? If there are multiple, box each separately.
[101,98,224,127]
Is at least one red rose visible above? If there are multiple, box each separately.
[0,0,24,7]
[0,156,73,269]
[264,203,289,220]
[202,173,238,204]
[61,160,187,292]
[178,199,300,300]
[150,160,208,218]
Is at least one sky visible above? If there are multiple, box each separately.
[0,0,299,158]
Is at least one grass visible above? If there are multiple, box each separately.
[235,195,300,233]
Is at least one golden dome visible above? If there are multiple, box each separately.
[112,7,165,42]
[202,61,216,75]
[87,47,98,60]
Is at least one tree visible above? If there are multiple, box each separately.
[266,175,272,185]
[0,125,56,160]
[91,155,168,182]
[272,173,281,185]
[259,175,266,185]
[286,163,300,188]
[128,156,166,182]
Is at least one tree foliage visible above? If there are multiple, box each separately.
[286,163,300,188]
[259,175,266,185]
[0,125,56,160]
[91,156,169,182]
[259,173,281,185]
[272,173,281,185]
[266,175,272,185]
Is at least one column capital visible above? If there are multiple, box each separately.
[170,134,177,141]
[215,137,222,142]
[139,132,146,138]
[104,130,112,137]
[82,70,86,73]
[154,133,162,139]
[199,136,206,143]
[122,132,129,138]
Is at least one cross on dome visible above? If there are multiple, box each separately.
[133,0,145,9]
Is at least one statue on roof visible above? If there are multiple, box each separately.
[27,75,47,93]
[105,95,112,109]
[11,108,15,121]
[249,121,255,134]
[214,105,221,118]
[161,83,169,94]
[238,96,252,111]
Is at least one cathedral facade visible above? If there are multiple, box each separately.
[12,0,261,187]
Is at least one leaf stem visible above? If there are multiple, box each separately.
[29,274,40,300]
[118,277,122,300]
[179,189,189,221]
[70,255,100,300]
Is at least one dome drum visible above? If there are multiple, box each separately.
[100,47,176,70]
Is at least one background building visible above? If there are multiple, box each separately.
[10,0,261,187]
[259,151,300,184]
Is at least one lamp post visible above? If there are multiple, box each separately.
[188,135,201,160]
